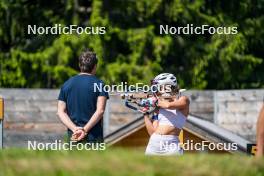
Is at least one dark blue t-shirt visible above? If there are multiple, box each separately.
[58,74,109,141]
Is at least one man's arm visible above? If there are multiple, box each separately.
[257,105,264,157]
[57,100,77,132]
[83,96,107,134]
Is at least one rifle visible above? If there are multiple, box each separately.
[120,89,186,114]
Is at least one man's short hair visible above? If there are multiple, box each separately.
[79,50,98,73]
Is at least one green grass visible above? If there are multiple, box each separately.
[0,148,263,176]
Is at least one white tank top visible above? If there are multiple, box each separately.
[158,108,186,129]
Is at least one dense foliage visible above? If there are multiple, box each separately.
[0,0,263,89]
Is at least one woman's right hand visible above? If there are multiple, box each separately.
[139,97,158,107]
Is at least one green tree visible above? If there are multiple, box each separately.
[0,0,263,89]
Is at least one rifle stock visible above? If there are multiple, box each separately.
[120,88,186,100]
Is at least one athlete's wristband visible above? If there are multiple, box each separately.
[151,114,158,121]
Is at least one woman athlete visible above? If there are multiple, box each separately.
[144,73,190,155]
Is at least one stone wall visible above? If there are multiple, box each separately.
[1,89,64,147]
[214,90,264,142]
[0,89,262,147]
[0,89,141,147]
[184,91,214,121]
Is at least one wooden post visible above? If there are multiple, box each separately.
[179,130,183,143]
[0,97,3,149]
[0,98,3,120]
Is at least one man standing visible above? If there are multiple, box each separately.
[57,50,108,143]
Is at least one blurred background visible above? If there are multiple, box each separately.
[0,0,263,150]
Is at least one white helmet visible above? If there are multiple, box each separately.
[152,73,177,86]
